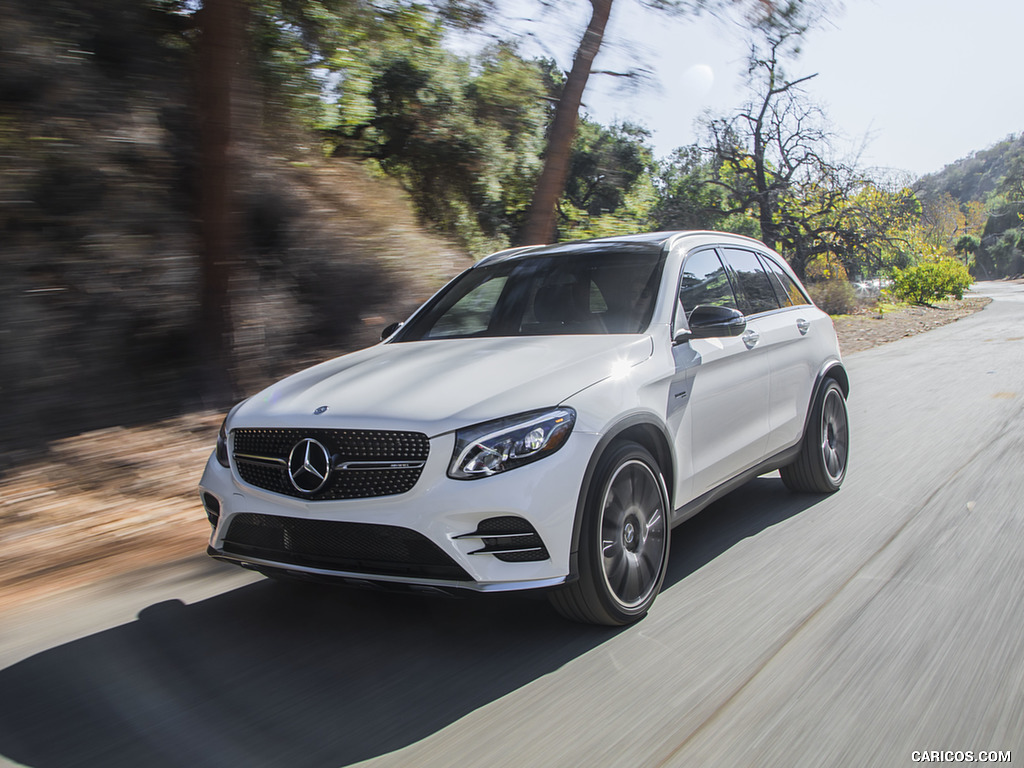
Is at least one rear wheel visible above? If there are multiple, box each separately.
[780,379,849,493]
[550,442,670,626]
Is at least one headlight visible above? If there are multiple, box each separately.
[215,415,230,468]
[449,407,576,480]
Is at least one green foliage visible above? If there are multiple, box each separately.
[954,234,980,260]
[432,0,499,28]
[247,1,441,129]
[980,228,1024,278]
[831,184,924,277]
[650,145,752,233]
[653,140,930,282]
[915,134,1024,278]
[999,149,1024,205]
[241,0,840,256]
[355,41,549,253]
[561,171,660,241]
[973,151,1024,277]
[559,121,659,240]
[890,260,974,305]
[564,121,652,217]
[242,2,553,256]
[805,279,857,316]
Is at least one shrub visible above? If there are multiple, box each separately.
[806,279,858,315]
[891,259,973,305]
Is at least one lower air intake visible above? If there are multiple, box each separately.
[223,513,472,581]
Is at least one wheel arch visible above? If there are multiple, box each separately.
[780,359,851,494]
[796,359,849,458]
[566,414,675,581]
[819,359,849,398]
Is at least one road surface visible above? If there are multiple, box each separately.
[1,282,1022,768]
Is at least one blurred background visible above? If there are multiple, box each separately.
[0,0,1019,462]
[0,0,477,457]
[1,0,1021,459]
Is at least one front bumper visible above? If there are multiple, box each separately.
[199,429,600,593]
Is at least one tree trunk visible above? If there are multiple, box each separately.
[197,0,238,406]
[752,132,780,252]
[520,0,613,245]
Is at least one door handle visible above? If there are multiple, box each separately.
[796,318,810,335]
[742,329,760,349]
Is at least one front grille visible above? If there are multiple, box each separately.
[232,427,429,500]
[222,513,472,581]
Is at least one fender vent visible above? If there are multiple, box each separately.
[455,516,549,562]
[201,492,221,526]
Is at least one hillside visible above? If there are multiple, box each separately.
[913,134,1024,278]
[914,134,1024,205]
[0,0,471,461]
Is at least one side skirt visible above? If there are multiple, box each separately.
[669,444,801,527]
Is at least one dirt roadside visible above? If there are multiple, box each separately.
[832,295,990,354]
[0,294,994,611]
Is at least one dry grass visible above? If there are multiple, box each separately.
[0,413,221,609]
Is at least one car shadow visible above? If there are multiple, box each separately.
[662,475,824,589]
[0,477,823,768]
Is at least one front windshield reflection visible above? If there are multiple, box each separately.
[397,247,667,341]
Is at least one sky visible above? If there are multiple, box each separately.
[502,0,1024,179]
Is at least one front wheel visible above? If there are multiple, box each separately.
[780,378,849,493]
[550,442,670,626]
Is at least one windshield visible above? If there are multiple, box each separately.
[396,246,667,341]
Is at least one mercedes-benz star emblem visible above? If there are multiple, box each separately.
[287,438,332,494]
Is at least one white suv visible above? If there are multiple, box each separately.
[200,231,849,625]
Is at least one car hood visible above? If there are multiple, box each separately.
[232,335,654,436]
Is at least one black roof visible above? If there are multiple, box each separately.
[475,231,683,268]
[473,231,771,269]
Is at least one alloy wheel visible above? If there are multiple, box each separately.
[820,386,849,483]
[599,459,668,609]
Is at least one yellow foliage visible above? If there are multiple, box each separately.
[805,253,848,282]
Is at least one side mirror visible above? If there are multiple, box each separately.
[679,305,746,341]
[380,321,403,341]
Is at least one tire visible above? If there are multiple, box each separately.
[780,378,849,493]
[550,442,670,626]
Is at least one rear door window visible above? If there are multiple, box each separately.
[721,248,780,316]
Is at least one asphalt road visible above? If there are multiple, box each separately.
[1,282,1022,768]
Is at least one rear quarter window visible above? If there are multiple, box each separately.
[759,254,811,307]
